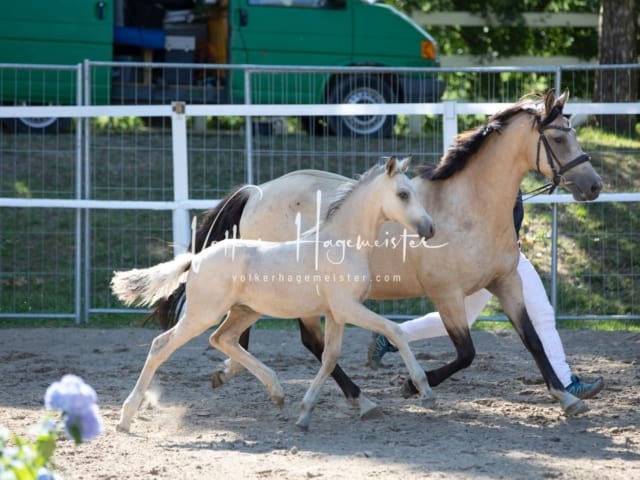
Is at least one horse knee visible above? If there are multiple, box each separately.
[150,331,173,355]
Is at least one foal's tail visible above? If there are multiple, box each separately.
[111,253,194,309]
[149,185,252,329]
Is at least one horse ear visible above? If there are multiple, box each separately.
[385,156,398,176]
[398,156,412,173]
[556,89,570,109]
[544,89,557,115]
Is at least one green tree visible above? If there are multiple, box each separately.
[392,0,600,62]
[595,0,638,132]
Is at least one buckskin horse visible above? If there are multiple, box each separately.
[113,156,435,431]
[152,89,603,418]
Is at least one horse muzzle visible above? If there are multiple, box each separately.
[563,170,603,201]
[416,217,436,240]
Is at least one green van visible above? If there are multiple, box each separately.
[0,0,444,136]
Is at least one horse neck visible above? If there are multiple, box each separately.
[451,117,534,215]
[322,178,386,249]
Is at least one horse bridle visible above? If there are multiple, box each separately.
[525,121,592,198]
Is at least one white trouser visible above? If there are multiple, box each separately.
[399,251,573,387]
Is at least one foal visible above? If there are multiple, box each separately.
[112,156,435,432]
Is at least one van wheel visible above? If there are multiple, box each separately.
[3,117,71,134]
[327,75,396,137]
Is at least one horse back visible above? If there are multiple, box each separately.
[241,171,351,240]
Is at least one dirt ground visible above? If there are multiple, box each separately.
[1,327,638,480]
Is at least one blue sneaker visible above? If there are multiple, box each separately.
[566,374,604,400]
[367,333,398,370]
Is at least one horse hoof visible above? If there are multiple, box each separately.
[295,419,310,431]
[401,379,419,399]
[211,370,225,389]
[271,395,285,407]
[565,399,589,416]
[115,422,130,433]
[296,422,309,432]
[360,405,384,421]
[358,396,383,420]
[420,395,437,408]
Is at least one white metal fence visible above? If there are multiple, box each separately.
[1,63,639,324]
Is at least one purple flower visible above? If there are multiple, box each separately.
[63,404,103,443]
[45,375,96,416]
[44,374,102,444]
[37,467,62,480]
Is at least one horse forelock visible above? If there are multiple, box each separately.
[539,104,564,128]
[417,95,551,181]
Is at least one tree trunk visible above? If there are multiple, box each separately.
[595,0,638,133]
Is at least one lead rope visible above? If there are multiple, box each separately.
[522,182,555,201]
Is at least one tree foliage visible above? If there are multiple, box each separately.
[389,0,602,63]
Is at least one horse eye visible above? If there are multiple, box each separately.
[397,190,410,201]
[554,136,565,144]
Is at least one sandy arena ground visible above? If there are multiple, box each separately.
[1,327,638,479]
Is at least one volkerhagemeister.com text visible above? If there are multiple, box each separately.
[231,272,402,284]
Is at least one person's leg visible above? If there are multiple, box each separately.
[517,252,572,386]
[367,289,493,369]
[399,289,493,341]
[518,251,603,398]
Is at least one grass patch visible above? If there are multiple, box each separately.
[2,120,640,329]
[474,318,640,332]
[578,126,640,149]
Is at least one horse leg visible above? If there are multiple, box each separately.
[337,300,432,402]
[401,295,476,396]
[117,314,217,433]
[209,309,285,406]
[210,306,258,388]
[491,274,587,416]
[296,313,345,430]
[298,316,380,420]
[402,329,475,397]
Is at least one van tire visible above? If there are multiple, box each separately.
[327,75,396,137]
[3,117,71,134]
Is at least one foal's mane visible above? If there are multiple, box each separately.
[417,91,560,181]
[325,162,384,221]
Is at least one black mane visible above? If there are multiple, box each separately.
[416,92,556,181]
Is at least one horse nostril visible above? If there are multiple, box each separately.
[419,221,435,239]
[592,181,603,194]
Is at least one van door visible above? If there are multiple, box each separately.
[230,0,352,103]
[0,0,113,105]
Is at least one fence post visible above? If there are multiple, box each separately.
[442,100,458,150]
[82,60,91,324]
[75,63,83,324]
[244,69,254,185]
[171,101,191,255]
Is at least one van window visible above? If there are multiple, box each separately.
[248,0,345,8]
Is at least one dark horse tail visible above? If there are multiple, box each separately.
[147,185,252,329]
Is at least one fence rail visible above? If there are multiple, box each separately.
[1,62,639,324]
